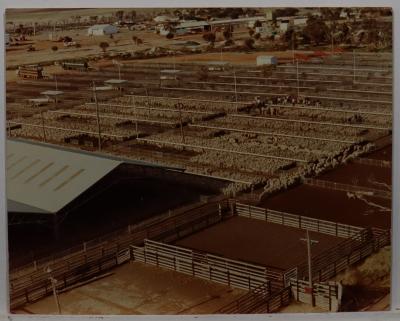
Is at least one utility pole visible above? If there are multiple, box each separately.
[292,31,295,65]
[40,110,46,142]
[92,81,102,151]
[132,95,139,139]
[353,49,356,83]
[46,267,61,314]
[233,68,238,113]
[176,102,185,144]
[50,276,61,314]
[300,230,319,307]
[296,59,300,98]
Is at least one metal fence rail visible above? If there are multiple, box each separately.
[235,202,363,238]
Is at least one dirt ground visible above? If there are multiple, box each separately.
[260,184,391,229]
[175,216,343,270]
[365,145,392,161]
[13,261,244,315]
[319,162,391,189]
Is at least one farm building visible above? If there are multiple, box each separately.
[209,16,267,31]
[153,15,179,23]
[7,139,225,267]
[256,55,277,66]
[176,20,210,33]
[88,24,118,36]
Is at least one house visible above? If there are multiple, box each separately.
[87,24,118,36]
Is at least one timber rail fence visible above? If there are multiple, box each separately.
[216,283,292,314]
[9,198,231,309]
[235,202,364,239]
[131,239,284,291]
[304,178,391,199]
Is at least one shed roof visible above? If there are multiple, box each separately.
[41,90,64,96]
[88,24,116,30]
[104,79,128,85]
[178,20,209,28]
[6,139,121,214]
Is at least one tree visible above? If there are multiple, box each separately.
[223,29,232,40]
[254,33,261,40]
[249,29,255,37]
[203,32,216,43]
[304,17,329,45]
[51,45,58,52]
[129,10,137,20]
[254,20,262,28]
[132,35,138,45]
[273,8,299,18]
[99,41,109,52]
[115,10,124,21]
[244,38,255,50]
[166,33,174,39]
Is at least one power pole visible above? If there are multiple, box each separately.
[353,49,356,83]
[92,81,102,151]
[292,31,295,64]
[233,68,238,113]
[296,59,300,98]
[40,110,46,142]
[300,230,319,307]
[176,102,185,143]
[132,95,139,139]
[50,277,61,314]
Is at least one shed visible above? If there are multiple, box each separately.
[88,24,118,36]
[256,56,277,66]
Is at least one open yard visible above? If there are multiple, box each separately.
[14,261,244,314]
[260,184,391,229]
[175,216,343,270]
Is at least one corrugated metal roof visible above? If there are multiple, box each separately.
[178,20,209,28]
[6,140,121,214]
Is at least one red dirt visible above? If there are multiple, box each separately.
[319,162,391,189]
[175,216,343,270]
[259,185,391,229]
[365,145,392,161]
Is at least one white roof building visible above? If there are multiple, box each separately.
[154,15,179,23]
[88,24,118,36]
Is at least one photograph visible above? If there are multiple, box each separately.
[4,6,393,315]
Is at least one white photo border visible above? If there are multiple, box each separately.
[0,0,398,320]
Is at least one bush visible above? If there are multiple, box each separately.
[99,41,109,52]
[244,38,255,49]
[75,43,81,48]
[254,33,261,40]
[203,32,216,43]
[166,33,174,39]
[51,45,58,52]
